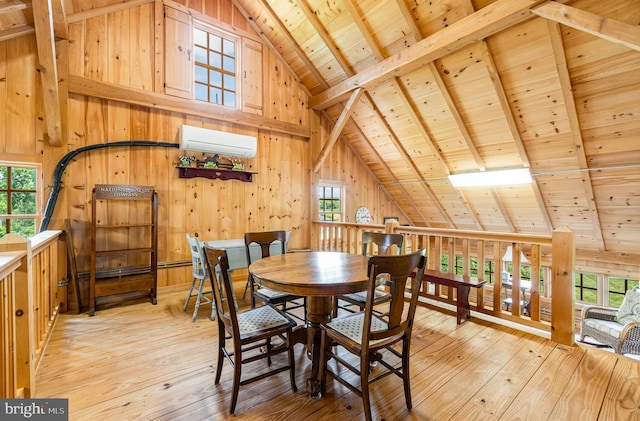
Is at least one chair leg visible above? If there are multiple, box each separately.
[249,275,257,308]
[266,338,273,365]
[287,333,297,392]
[361,353,373,421]
[192,278,206,322]
[320,330,328,395]
[402,338,412,410]
[183,277,197,311]
[215,325,225,384]
[230,345,242,414]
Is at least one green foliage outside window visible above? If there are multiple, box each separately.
[318,185,342,222]
[0,165,38,238]
[608,277,639,307]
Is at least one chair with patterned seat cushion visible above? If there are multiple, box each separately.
[579,285,640,355]
[334,231,404,318]
[202,245,297,414]
[320,250,426,421]
[245,230,306,323]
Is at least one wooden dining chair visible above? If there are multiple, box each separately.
[320,250,426,421]
[333,231,404,317]
[202,245,298,415]
[244,230,306,323]
[184,234,215,322]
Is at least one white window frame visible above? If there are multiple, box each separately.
[192,20,240,109]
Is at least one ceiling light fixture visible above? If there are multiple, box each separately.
[448,168,532,187]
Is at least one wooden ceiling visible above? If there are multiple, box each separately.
[1,0,639,263]
[230,0,639,261]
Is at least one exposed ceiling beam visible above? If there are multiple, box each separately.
[32,0,63,146]
[546,19,605,251]
[313,88,364,172]
[0,25,34,42]
[310,0,548,110]
[66,0,152,23]
[0,0,30,13]
[68,75,311,139]
[532,1,640,52]
[51,0,69,40]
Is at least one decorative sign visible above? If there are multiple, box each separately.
[94,184,155,200]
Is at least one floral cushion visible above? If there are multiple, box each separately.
[615,286,640,324]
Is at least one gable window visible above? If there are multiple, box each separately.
[0,164,39,237]
[193,26,237,107]
[318,184,343,222]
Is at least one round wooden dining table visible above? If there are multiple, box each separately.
[249,251,370,398]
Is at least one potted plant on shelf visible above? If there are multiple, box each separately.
[178,155,196,167]
[231,158,244,171]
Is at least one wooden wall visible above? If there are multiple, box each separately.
[0,0,407,305]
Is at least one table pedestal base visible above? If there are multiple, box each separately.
[300,296,333,398]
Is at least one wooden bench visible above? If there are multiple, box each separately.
[418,269,487,324]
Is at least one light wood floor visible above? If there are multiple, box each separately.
[36,285,640,421]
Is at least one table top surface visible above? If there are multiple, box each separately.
[248,251,370,297]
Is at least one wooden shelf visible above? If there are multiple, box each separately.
[177,166,256,182]
[90,184,158,316]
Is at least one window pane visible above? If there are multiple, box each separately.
[0,218,5,236]
[224,74,235,90]
[210,70,222,88]
[11,192,36,214]
[194,28,207,46]
[209,87,222,104]
[194,83,208,101]
[223,91,235,107]
[223,39,235,57]
[0,192,6,213]
[223,56,235,72]
[194,46,207,64]
[11,167,36,189]
[194,27,237,109]
[194,65,208,83]
[209,51,221,68]
[608,277,625,293]
[209,34,221,52]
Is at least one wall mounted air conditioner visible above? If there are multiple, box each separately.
[179,125,257,158]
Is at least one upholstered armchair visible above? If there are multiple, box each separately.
[579,286,640,356]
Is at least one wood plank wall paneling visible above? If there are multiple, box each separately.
[0,0,408,308]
